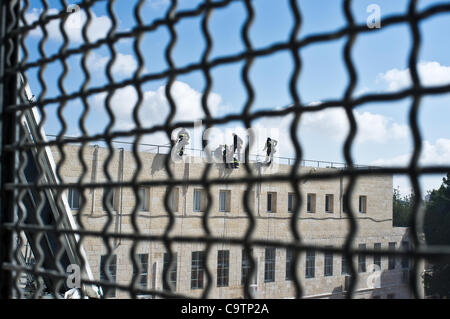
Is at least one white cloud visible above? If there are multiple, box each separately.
[24,8,111,43]
[371,138,450,167]
[243,106,409,161]
[356,111,409,143]
[372,139,450,196]
[87,52,139,77]
[91,81,223,146]
[421,139,450,165]
[91,82,295,158]
[299,108,408,144]
[378,61,450,91]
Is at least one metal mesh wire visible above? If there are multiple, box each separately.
[1,0,450,299]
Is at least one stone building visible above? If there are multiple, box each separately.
[51,144,412,299]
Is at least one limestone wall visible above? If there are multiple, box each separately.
[49,145,411,299]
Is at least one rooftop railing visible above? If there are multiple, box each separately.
[46,134,378,169]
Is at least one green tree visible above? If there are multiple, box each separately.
[423,173,450,298]
[393,187,415,227]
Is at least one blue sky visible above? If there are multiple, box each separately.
[21,0,450,195]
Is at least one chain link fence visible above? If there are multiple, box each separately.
[1,0,450,299]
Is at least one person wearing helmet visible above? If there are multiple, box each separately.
[223,144,229,169]
[232,133,243,162]
[233,157,239,169]
[263,137,278,165]
[177,128,190,157]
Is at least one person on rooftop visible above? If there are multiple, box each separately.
[263,137,278,165]
[176,128,190,157]
[223,144,229,169]
[232,133,243,162]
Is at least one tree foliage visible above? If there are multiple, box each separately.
[423,173,450,298]
[393,187,414,227]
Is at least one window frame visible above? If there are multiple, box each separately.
[266,192,277,213]
[341,254,349,275]
[359,195,367,214]
[287,193,294,213]
[306,193,316,213]
[219,190,231,213]
[264,247,276,283]
[138,187,149,212]
[285,249,293,281]
[305,250,315,279]
[133,253,149,290]
[241,249,256,285]
[325,194,334,213]
[358,244,366,273]
[193,189,203,212]
[191,251,205,289]
[217,250,230,287]
[324,248,333,277]
[169,187,179,212]
[68,187,80,210]
[163,252,178,291]
[373,243,382,269]
[100,254,117,298]
[305,250,316,279]
[388,242,396,270]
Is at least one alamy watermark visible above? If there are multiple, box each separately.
[367,4,381,29]
[66,264,81,289]
[366,263,382,289]
[66,4,82,29]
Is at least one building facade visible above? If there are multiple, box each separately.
[51,144,412,299]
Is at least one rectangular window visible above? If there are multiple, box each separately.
[341,255,349,275]
[100,254,117,298]
[358,244,366,273]
[305,251,315,279]
[217,250,230,287]
[219,191,226,212]
[401,242,410,269]
[241,249,255,285]
[306,193,316,213]
[163,253,178,291]
[219,190,231,212]
[374,243,381,269]
[324,248,333,277]
[169,187,179,212]
[264,248,276,283]
[102,188,117,212]
[133,253,149,290]
[68,188,80,210]
[193,189,202,212]
[285,249,293,281]
[288,193,294,213]
[191,251,205,289]
[359,196,367,213]
[325,194,334,213]
[139,187,149,211]
[267,192,277,213]
[388,242,396,270]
